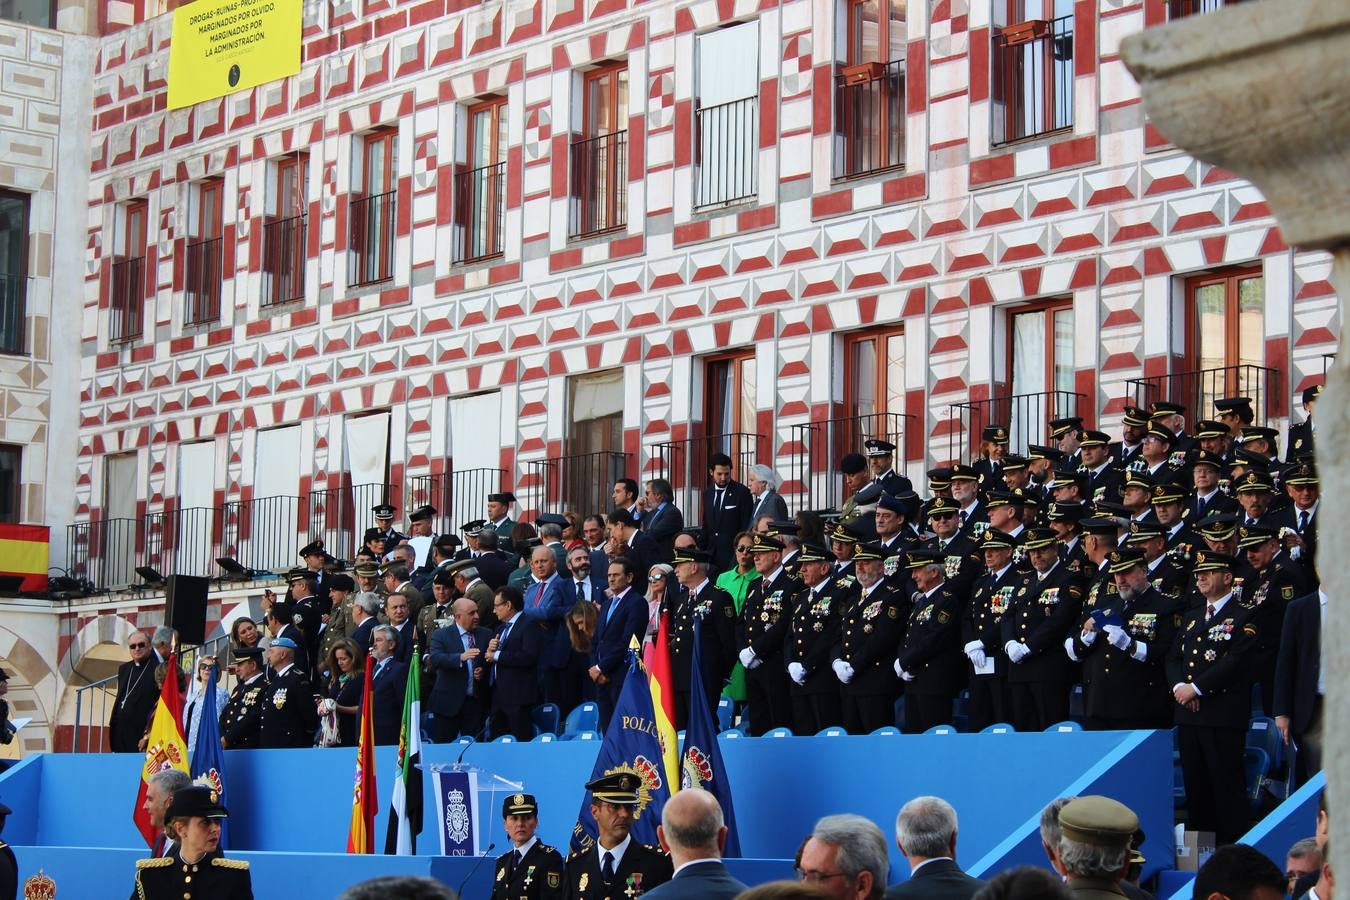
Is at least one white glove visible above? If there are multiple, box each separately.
[1104,624,1131,650]
[1080,627,1097,645]
[1005,640,1030,663]
[1064,636,1080,662]
[788,662,806,684]
[963,640,987,669]
[738,647,757,669]
[832,659,854,684]
[898,664,915,682]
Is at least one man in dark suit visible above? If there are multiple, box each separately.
[746,465,790,525]
[608,508,657,586]
[566,545,607,606]
[1274,587,1324,784]
[521,544,580,712]
[644,789,745,900]
[642,478,685,564]
[700,453,753,573]
[348,592,380,653]
[567,772,673,900]
[472,529,516,590]
[368,625,408,745]
[885,796,983,900]
[109,630,159,752]
[590,558,649,731]
[485,586,542,741]
[426,598,493,743]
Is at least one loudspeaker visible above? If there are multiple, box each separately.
[165,574,210,646]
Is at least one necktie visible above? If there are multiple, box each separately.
[529,582,542,608]
[602,851,615,882]
[577,581,586,602]
[463,631,475,695]
[960,510,969,528]
[715,489,724,513]
[506,850,518,879]
[1206,604,1215,621]
[1299,511,1310,532]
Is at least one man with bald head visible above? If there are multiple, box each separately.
[426,597,493,741]
[643,789,746,900]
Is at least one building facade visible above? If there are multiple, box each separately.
[0,0,1343,750]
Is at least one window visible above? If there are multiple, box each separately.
[571,64,629,238]
[1007,298,1075,446]
[263,153,307,306]
[110,200,147,343]
[350,129,397,286]
[1167,0,1243,18]
[0,190,28,355]
[455,98,507,263]
[836,0,906,179]
[563,370,627,514]
[0,444,18,523]
[0,0,53,28]
[992,0,1074,145]
[695,21,759,208]
[1187,267,1265,414]
[844,326,905,445]
[185,178,223,326]
[705,350,757,446]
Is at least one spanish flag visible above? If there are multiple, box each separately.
[346,660,377,853]
[132,653,187,848]
[645,615,680,794]
[0,524,48,592]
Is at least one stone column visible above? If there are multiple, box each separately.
[1121,0,1349,850]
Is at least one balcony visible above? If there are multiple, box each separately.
[109,256,144,343]
[454,162,506,263]
[348,190,396,286]
[695,96,758,208]
[647,432,763,523]
[262,213,306,306]
[406,467,506,537]
[307,482,398,560]
[0,272,26,354]
[993,14,1074,145]
[1167,0,1246,18]
[835,60,905,180]
[1125,364,1281,425]
[947,390,1084,462]
[526,450,630,517]
[571,131,628,238]
[789,413,911,512]
[143,506,223,579]
[184,236,222,326]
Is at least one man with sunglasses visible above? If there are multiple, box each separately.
[110,630,161,752]
[920,498,982,602]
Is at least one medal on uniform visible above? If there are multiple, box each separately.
[497,868,506,882]
[579,872,589,892]
[273,688,287,708]
[524,866,535,888]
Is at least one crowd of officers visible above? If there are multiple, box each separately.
[202,387,1321,852]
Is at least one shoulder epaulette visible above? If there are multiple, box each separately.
[539,843,557,853]
[136,857,174,869]
[643,843,667,855]
[211,857,250,870]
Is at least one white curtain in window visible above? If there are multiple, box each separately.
[571,369,625,422]
[178,442,216,511]
[1011,312,1046,449]
[449,393,502,469]
[345,413,391,489]
[698,21,759,106]
[254,426,301,499]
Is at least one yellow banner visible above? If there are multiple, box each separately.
[0,537,46,575]
[167,0,302,110]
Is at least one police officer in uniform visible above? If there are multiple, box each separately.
[130,785,252,899]
[1068,548,1182,730]
[895,548,965,734]
[1167,551,1259,844]
[736,534,801,735]
[667,547,736,728]
[962,529,1026,731]
[567,773,672,900]
[494,793,566,900]
[920,497,983,601]
[784,543,849,735]
[487,492,517,542]
[257,637,317,748]
[1286,384,1320,461]
[863,439,913,495]
[832,542,905,734]
[221,645,268,749]
[1236,524,1312,714]
[371,503,406,552]
[1001,527,1084,732]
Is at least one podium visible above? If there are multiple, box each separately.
[426,762,523,857]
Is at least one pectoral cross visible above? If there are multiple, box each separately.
[522,871,534,888]
[624,883,640,898]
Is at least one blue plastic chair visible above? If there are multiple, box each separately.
[677,730,686,744]
[493,733,517,743]
[1045,721,1082,733]
[980,723,1015,734]
[532,732,557,743]
[764,726,794,738]
[870,726,901,736]
[815,726,848,737]
[720,728,744,739]
[532,703,562,736]
[563,701,599,737]
[571,730,600,741]
[893,697,906,728]
[924,724,957,735]
[1246,716,1282,770]
[716,697,733,732]
[1244,746,1270,807]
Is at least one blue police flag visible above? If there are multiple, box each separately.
[681,617,740,856]
[569,648,673,855]
[189,663,229,850]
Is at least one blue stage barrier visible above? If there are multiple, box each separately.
[0,730,1171,894]
[1163,771,1326,900]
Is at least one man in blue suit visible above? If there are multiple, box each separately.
[641,478,684,564]
[425,597,493,743]
[368,625,408,745]
[485,586,541,741]
[643,789,746,900]
[520,545,577,712]
[589,557,649,732]
[884,796,983,900]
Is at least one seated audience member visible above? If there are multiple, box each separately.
[885,796,982,899]
[797,814,889,900]
[643,789,746,900]
[1288,838,1324,899]
[970,867,1073,900]
[1192,844,1286,900]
